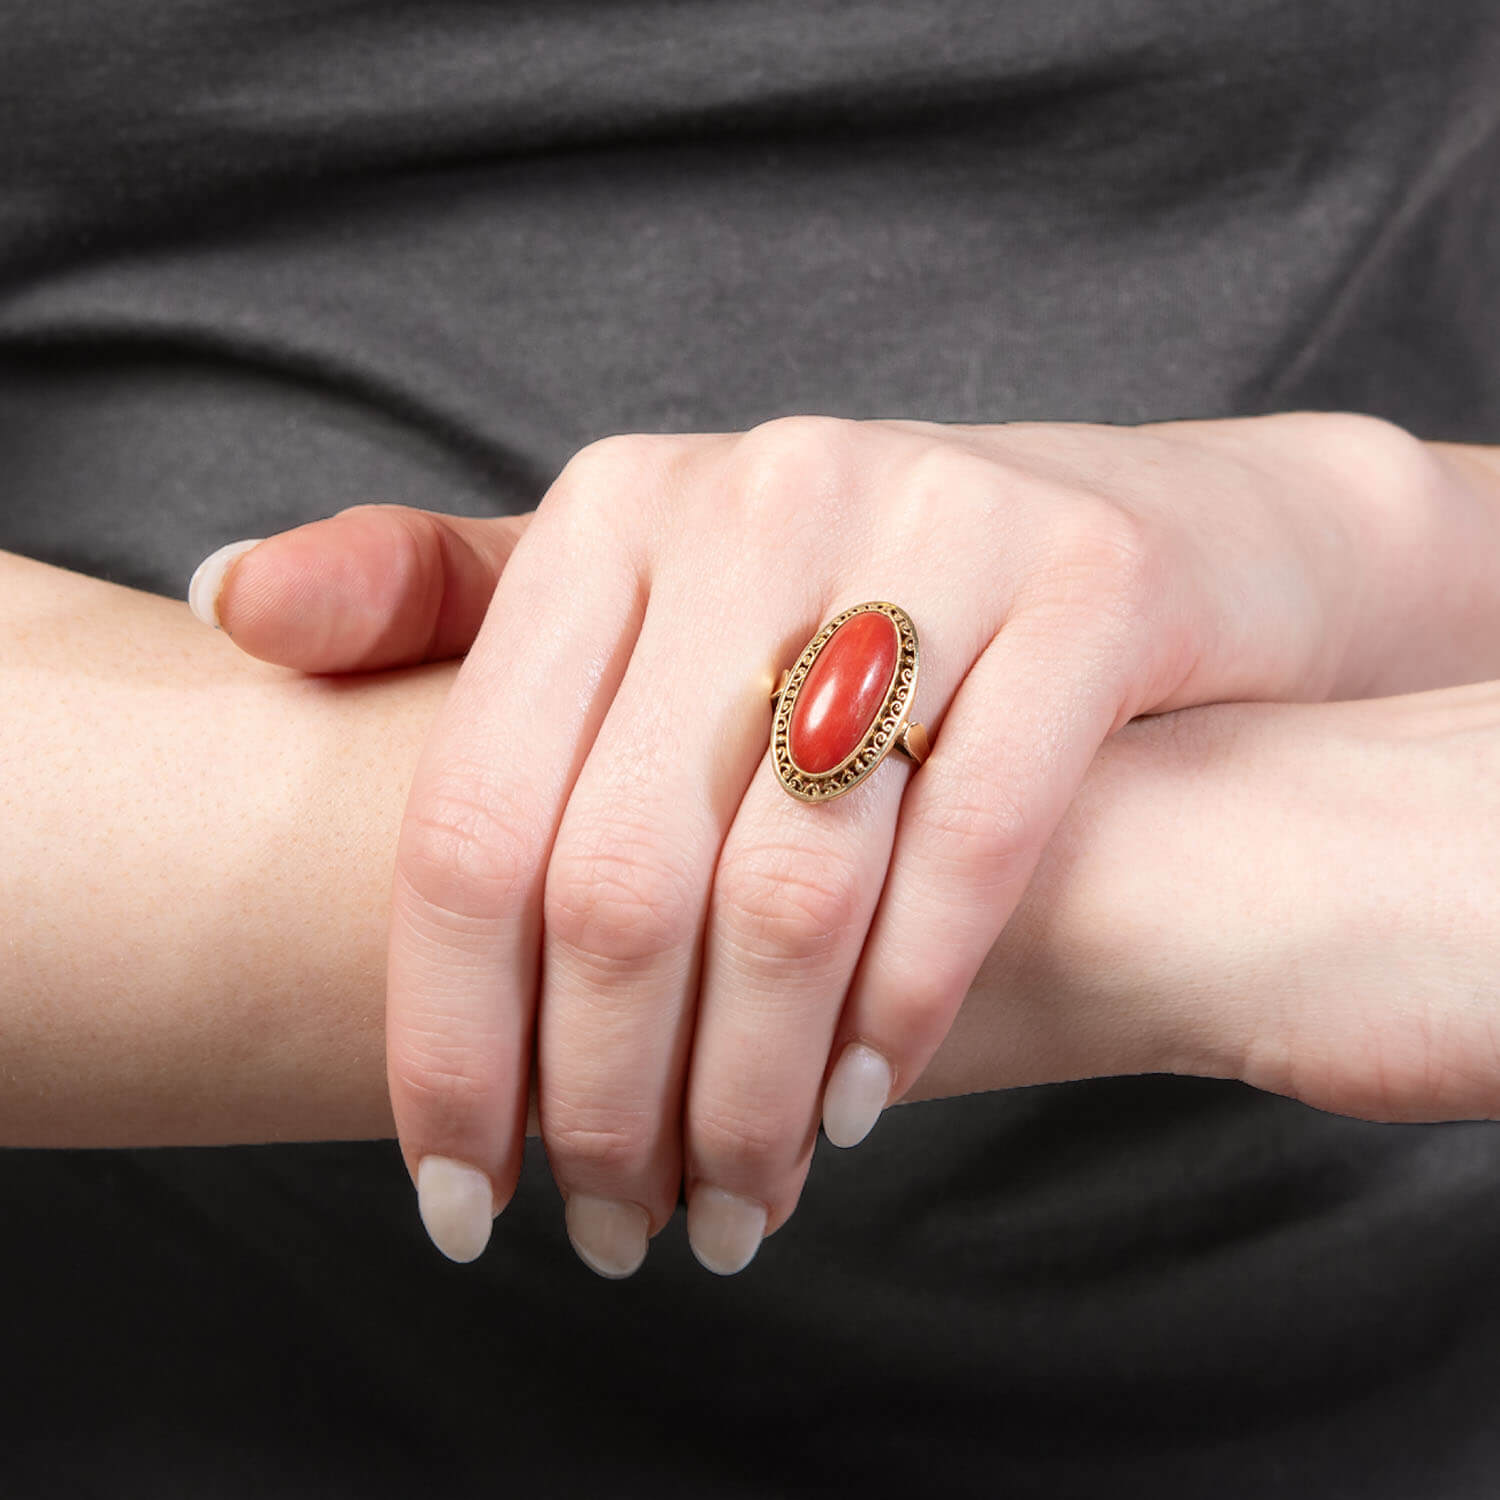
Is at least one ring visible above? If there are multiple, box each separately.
[768,600,930,803]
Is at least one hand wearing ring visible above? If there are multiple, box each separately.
[195,410,1428,1276]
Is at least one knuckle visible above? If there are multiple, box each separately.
[554,431,663,496]
[1043,499,1165,626]
[542,432,668,539]
[388,1028,507,1116]
[331,500,422,535]
[1102,509,1165,609]
[372,508,442,613]
[889,444,1001,540]
[907,783,1038,900]
[1053,494,1154,579]
[545,822,699,973]
[743,411,858,458]
[723,413,860,524]
[692,1099,785,1176]
[879,971,967,1061]
[545,1112,658,1179]
[326,503,442,617]
[713,844,864,968]
[400,772,535,923]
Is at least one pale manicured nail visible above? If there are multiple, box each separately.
[416,1155,496,1263]
[687,1186,767,1276]
[822,1043,893,1149]
[187,538,264,628]
[565,1195,651,1280]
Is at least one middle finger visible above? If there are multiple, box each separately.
[539,562,819,1276]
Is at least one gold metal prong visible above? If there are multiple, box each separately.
[895,721,930,765]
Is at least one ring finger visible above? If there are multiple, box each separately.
[683,575,1004,1274]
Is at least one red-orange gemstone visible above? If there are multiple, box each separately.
[789,611,899,774]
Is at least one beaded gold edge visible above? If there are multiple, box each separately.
[771,600,919,803]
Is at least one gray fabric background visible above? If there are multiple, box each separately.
[2,2,1498,1493]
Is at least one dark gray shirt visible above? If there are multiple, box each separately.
[3,2,1498,1494]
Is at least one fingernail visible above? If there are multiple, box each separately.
[565,1195,651,1280]
[687,1186,767,1276]
[822,1042,893,1149]
[187,538,264,628]
[416,1155,496,1263]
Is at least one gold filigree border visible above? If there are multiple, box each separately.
[771,600,919,803]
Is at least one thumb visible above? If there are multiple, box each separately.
[188,504,533,673]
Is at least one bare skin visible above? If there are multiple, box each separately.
[4,549,1498,1179]
[198,413,1500,1274]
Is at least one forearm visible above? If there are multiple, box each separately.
[0,550,449,1146]
[4,552,1495,1146]
[912,676,1500,1121]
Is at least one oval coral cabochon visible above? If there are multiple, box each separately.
[788,610,899,773]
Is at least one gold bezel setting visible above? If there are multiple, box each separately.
[770,600,920,803]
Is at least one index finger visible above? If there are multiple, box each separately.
[386,466,648,1261]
